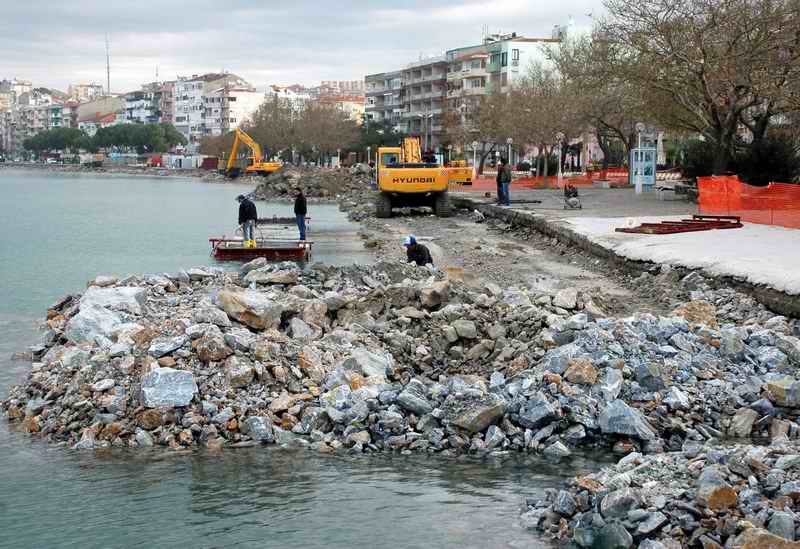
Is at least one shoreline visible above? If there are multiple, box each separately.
[4,171,800,546]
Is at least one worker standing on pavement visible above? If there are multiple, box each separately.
[404,235,433,267]
[294,187,307,241]
[499,158,512,207]
[495,159,504,205]
[237,194,258,248]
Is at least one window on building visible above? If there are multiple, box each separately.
[471,60,481,69]
[501,52,508,67]
[228,97,236,102]
[512,49,520,61]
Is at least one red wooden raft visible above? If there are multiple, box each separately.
[615,214,743,235]
[210,238,312,261]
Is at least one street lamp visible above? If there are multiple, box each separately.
[635,122,645,194]
[556,132,565,188]
[337,148,341,168]
[426,113,434,155]
[506,137,513,165]
[471,140,479,175]
[447,143,453,165]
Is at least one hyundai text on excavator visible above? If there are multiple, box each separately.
[374,137,451,218]
[221,128,282,177]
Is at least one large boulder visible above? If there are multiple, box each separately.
[518,392,560,430]
[452,319,478,339]
[600,488,644,518]
[442,392,506,433]
[598,400,657,440]
[767,376,800,408]
[420,280,451,309]
[194,307,231,327]
[148,335,187,358]
[289,317,318,341]
[564,358,598,385]
[218,290,284,330]
[244,269,298,285]
[224,356,254,388]
[340,347,394,382]
[140,367,197,408]
[696,466,737,510]
[729,407,759,438]
[80,286,147,315]
[553,288,578,309]
[396,379,432,416]
[195,333,233,363]
[242,416,274,443]
[672,300,717,328]
[64,305,122,346]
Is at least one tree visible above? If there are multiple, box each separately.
[547,33,653,172]
[508,62,581,184]
[600,0,800,174]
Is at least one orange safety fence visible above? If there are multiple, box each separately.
[468,175,600,191]
[698,175,800,229]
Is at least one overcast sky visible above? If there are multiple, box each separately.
[2,0,599,93]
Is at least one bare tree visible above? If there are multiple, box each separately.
[547,33,652,171]
[509,62,581,184]
[600,0,800,174]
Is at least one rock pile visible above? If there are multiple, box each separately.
[252,166,373,202]
[6,260,800,499]
[524,440,800,547]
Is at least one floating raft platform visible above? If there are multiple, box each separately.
[210,238,312,261]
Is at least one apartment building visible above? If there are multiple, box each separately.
[174,72,253,149]
[267,84,311,112]
[446,32,559,128]
[203,85,264,136]
[401,56,448,151]
[0,78,33,105]
[125,88,161,124]
[159,81,175,124]
[68,82,104,102]
[364,70,403,132]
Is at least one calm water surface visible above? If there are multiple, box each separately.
[0,168,608,548]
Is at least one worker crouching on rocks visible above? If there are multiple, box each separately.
[294,187,307,241]
[404,235,433,267]
[237,194,258,248]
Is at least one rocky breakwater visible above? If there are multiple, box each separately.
[249,164,374,204]
[4,261,800,472]
[524,440,800,548]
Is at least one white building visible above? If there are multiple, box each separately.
[173,72,253,150]
[68,83,104,102]
[266,85,311,112]
[203,86,264,136]
[124,89,160,124]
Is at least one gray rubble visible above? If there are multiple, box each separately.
[6,258,800,545]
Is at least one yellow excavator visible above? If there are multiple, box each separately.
[221,128,282,177]
[374,137,451,218]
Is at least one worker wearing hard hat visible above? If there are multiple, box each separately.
[403,235,433,267]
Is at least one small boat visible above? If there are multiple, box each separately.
[209,237,312,261]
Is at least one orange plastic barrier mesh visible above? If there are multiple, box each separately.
[698,175,800,229]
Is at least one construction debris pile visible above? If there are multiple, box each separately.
[524,440,800,548]
[252,165,373,202]
[5,260,800,545]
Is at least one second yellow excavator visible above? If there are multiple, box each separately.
[222,128,282,177]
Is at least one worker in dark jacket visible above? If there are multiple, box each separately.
[293,187,307,240]
[404,235,433,266]
[237,194,258,248]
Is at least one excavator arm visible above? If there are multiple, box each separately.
[226,128,263,172]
